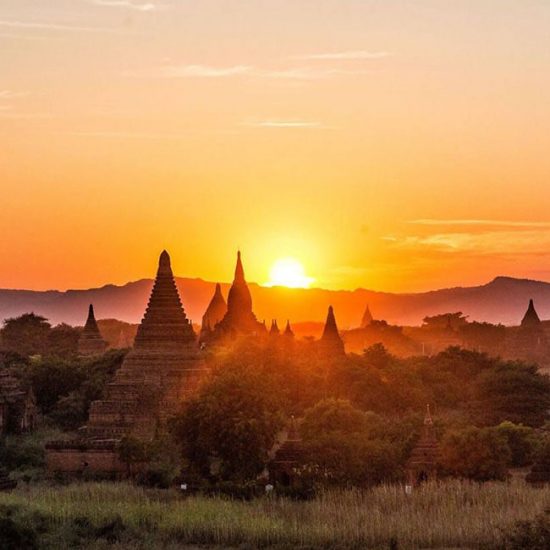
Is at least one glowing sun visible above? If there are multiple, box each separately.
[267,258,314,288]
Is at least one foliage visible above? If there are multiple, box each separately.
[500,510,550,550]
[171,364,284,482]
[494,421,536,467]
[439,426,511,481]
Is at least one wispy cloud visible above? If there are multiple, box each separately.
[0,90,29,99]
[244,119,327,129]
[0,19,118,33]
[67,130,188,140]
[140,63,369,80]
[155,64,252,78]
[408,219,550,229]
[293,50,391,61]
[90,1,164,11]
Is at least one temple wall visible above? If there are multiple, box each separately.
[46,448,126,474]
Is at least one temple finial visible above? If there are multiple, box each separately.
[424,404,433,425]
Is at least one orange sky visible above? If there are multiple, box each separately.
[2,1,550,293]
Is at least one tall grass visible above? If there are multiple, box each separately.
[1,479,549,548]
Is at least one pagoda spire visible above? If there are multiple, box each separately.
[360,304,373,328]
[284,320,294,339]
[133,250,195,350]
[213,251,263,339]
[521,298,542,328]
[270,319,280,336]
[320,306,345,355]
[78,303,107,357]
[201,283,227,332]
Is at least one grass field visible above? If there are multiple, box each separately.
[1,479,549,549]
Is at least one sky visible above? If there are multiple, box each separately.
[2,0,550,293]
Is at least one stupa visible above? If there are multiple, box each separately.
[78,304,108,357]
[406,405,440,486]
[360,304,373,328]
[199,283,227,344]
[319,306,345,355]
[213,251,264,340]
[46,250,204,475]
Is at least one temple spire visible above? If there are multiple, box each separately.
[521,298,542,328]
[235,250,245,283]
[270,319,280,336]
[284,320,294,339]
[320,306,345,355]
[133,250,195,349]
[78,304,108,357]
[360,304,373,328]
[201,283,227,334]
[424,404,433,426]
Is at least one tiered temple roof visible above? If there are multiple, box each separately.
[78,304,108,357]
[47,251,204,474]
[406,405,440,485]
[213,251,264,339]
[319,306,345,355]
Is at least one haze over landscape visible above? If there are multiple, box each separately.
[3,1,550,294]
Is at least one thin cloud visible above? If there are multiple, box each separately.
[90,1,163,11]
[68,131,188,140]
[142,64,368,80]
[408,219,550,229]
[0,90,29,99]
[0,19,119,33]
[244,119,327,129]
[155,64,252,78]
[294,50,391,61]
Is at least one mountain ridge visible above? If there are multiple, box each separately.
[1,275,549,328]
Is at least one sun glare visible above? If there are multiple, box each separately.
[267,258,314,288]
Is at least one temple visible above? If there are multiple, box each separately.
[46,250,204,475]
[212,251,264,340]
[319,306,345,355]
[78,304,108,357]
[270,319,280,336]
[0,370,36,435]
[521,299,542,328]
[360,304,373,328]
[406,405,440,486]
[269,417,304,486]
[200,283,227,335]
[283,320,294,339]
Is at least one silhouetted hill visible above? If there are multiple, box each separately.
[0,276,548,329]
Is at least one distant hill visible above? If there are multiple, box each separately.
[0,275,548,328]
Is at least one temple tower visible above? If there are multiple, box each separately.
[406,405,440,486]
[46,250,204,475]
[213,251,263,339]
[319,306,345,355]
[201,283,227,334]
[269,417,304,486]
[270,319,280,336]
[360,304,373,328]
[78,304,108,357]
[284,320,294,340]
[521,299,542,328]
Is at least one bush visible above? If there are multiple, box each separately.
[500,510,550,550]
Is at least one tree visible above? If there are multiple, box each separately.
[1,314,51,357]
[495,421,536,467]
[300,399,401,487]
[472,362,550,427]
[171,365,283,482]
[439,426,511,481]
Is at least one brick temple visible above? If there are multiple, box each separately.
[78,304,108,357]
[406,405,440,486]
[46,250,204,475]
[212,251,265,341]
[319,305,345,355]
